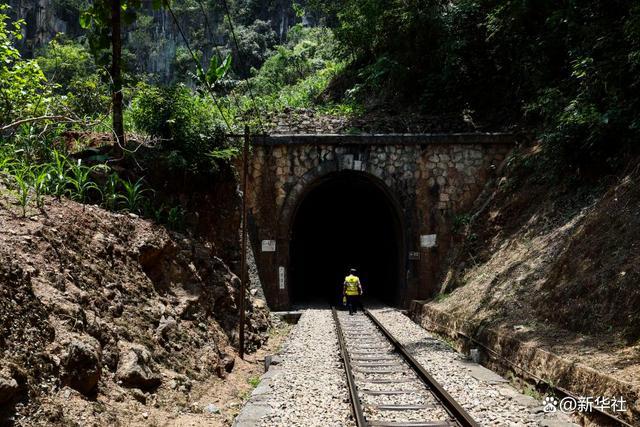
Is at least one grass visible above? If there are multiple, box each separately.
[433,292,451,303]
[521,384,543,400]
[247,376,261,388]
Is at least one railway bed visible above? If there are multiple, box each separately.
[333,307,479,427]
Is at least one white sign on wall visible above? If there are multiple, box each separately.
[261,239,276,252]
[409,251,421,260]
[278,266,286,290]
[340,154,354,169]
[420,234,437,248]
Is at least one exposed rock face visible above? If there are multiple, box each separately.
[155,315,178,341]
[0,198,269,424]
[115,344,162,390]
[7,0,299,82]
[0,375,19,405]
[60,337,102,395]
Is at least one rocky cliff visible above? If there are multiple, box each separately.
[7,0,299,82]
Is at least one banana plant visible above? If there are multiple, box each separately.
[206,54,232,87]
[193,54,232,94]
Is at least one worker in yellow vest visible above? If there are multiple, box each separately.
[343,268,363,315]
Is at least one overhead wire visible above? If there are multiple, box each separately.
[164,2,234,132]
[219,0,267,134]
[194,0,245,117]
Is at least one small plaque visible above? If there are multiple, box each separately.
[261,239,276,252]
[409,251,420,260]
[420,234,437,248]
[340,154,354,169]
[278,266,285,290]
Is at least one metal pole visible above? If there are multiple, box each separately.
[239,126,249,359]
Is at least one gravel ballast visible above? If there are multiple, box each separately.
[369,307,578,426]
[238,306,579,427]
[252,308,354,426]
[337,311,453,424]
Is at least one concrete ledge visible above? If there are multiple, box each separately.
[251,132,519,146]
[271,311,302,324]
[409,300,639,425]
[233,365,279,426]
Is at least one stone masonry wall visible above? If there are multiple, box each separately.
[246,135,514,310]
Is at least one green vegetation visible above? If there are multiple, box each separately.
[311,0,640,173]
[36,38,110,117]
[247,375,261,388]
[2,0,639,226]
[0,5,49,125]
[432,292,450,303]
[247,26,346,111]
[128,83,229,175]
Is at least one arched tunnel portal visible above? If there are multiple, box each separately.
[245,134,516,310]
[288,171,405,306]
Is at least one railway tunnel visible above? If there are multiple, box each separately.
[289,171,403,306]
[246,134,515,310]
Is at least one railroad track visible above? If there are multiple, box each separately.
[332,307,479,427]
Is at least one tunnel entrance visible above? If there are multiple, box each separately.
[289,171,402,306]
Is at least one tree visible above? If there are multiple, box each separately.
[80,0,152,150]
[110,0,124,148]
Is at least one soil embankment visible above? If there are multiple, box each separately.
[419,144,640,423]
[0,197,269,425]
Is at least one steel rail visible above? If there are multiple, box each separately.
[364,309,479,427]
[332,307,368,427]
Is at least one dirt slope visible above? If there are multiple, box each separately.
[0,197,269,426]
[432,144,640,385]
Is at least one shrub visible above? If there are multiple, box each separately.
[36,38,110,117]
[129,83,230,175]
[251,26,336,96]
[0,5,49,125]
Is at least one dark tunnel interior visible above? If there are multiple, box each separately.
[290,171,401,306]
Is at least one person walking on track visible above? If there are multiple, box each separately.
[343,268,363,315]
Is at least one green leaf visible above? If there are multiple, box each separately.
[206,55,220,84]
[217,54,232,79]
[79,11,92,29]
